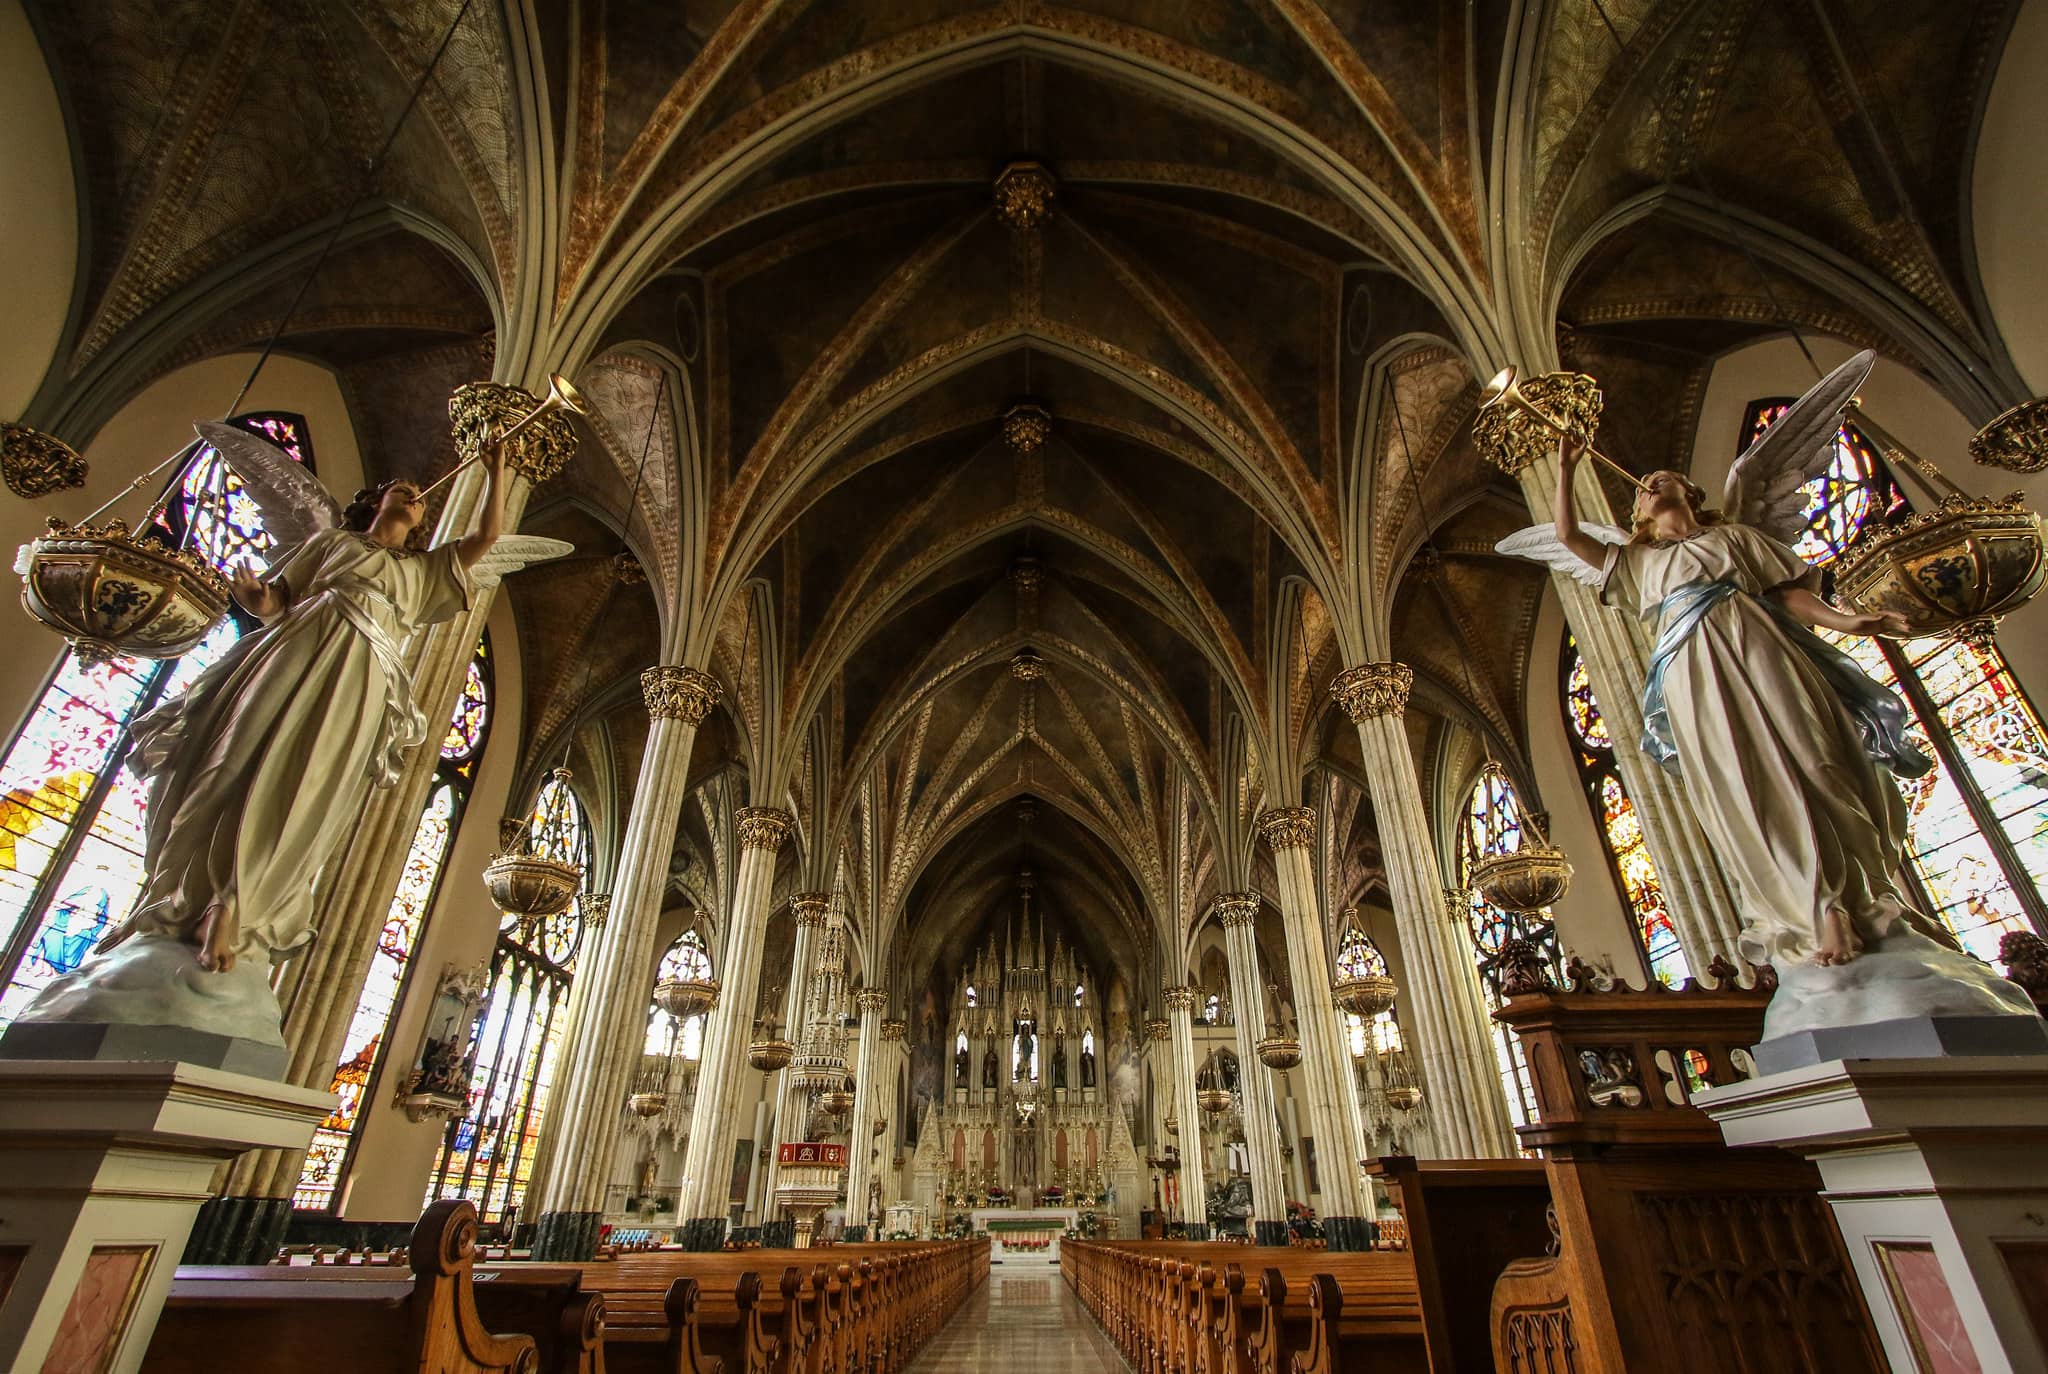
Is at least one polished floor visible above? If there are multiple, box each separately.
[904,1268,1127,1372]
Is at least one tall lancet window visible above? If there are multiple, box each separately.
[294,636,493,1212]
[1458,768,1557,1129]
[0,414,313,1026]
[1560,638,1690,986]
[1740,400,2048,958]
[428,771,590,1224]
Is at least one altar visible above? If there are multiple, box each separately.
[973,1207,1077,1262]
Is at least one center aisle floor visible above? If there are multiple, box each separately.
[903,1267,1127,1373]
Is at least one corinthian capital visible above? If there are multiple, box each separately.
[643,665,722,723]
[1213,892,1260,929]
[736,807,794,852]
[855,988,890,1015]
[1162,985,1199,1013]
[790,891,830,925]
[1330,662,1413,721]
[1257,807,1317,850]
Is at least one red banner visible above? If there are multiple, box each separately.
[777,1142,848,1166]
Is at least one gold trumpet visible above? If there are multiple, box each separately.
[421,373,590,497]
[1476,366,1649,490]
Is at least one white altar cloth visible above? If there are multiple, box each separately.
[972,1207,1078,1263]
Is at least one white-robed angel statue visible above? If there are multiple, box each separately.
[1497,351,2037,1040]
[14,422,572,1051]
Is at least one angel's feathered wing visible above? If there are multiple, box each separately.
[1720,350,1874,544]
[1494,522,1630,588]
[468,535,574,589]
[195,420,342,563]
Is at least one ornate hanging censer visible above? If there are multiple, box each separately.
[1254,982,1303,1071]
[1331,911,1399,1018]
[818,1076,857,1117]
[651,909,721,1019]
[1464,764,1573,913]
[484,768,585,922]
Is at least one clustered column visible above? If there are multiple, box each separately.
[1215,894,1289,1245]
[677,806,794,1249]
[1330,663,1516,1158]
[1256,808,1375,1248]
[531,666,722,1260]
[1162,984,1211,1239]
[753,892,829,1236]
[841,987,891,1240]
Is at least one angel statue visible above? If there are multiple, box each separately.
[13,421,571,1054]
[1497,350,2038,1042]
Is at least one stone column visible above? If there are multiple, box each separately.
[840,988,890,1240]
[1516,462,1743,966]
[1216,894,1288,1245]
[753,893,828,1237]
[1330,665,1517,1159]
[529,666,723,1260]
[1162,985,1211,1238]
[1256,808,1375,1248]
[677,807,793,1248]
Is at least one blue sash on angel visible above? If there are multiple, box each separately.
[1639,577,1931,779]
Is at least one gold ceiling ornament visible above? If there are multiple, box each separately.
[1001,400,1052,456]
[1009,647,1047,681]
[1,423,88,498]
[611,551,647,584]
[641,664,721,723]
[735,806,794,852]
[1008,554,1044,591]
[443,375,585,489]
[1969,398,2048,474]
[1257,806,1316,851]
[1472,367,1643,491]
[1330,661,1413,722]
[19,517,231,668]
[993,160,1056,231]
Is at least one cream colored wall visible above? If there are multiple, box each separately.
[1974,0,2048,392]
[1689,334,2048,700]
[3,353,367,737]
[1523,593,1649,981]
[340,591,520,1219]
[0,0,76,419]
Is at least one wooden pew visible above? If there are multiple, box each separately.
[144,1200,539,1373]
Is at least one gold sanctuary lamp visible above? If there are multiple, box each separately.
[1970,396,2048,475]
[19,518,231,668]
[1254,981,1303,1070]
[651,911,722,1020]
[1331,916,1399,1018]
[1466,764,1575,913]
[627,1090,668,1119]
[482,768,585,920]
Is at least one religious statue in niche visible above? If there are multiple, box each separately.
[1050,1034,1067,1089]
[10,423,570,1052]
[954,1038,969,1088]
[1080,1040,1097,1088]
[1499,351,2039,1041]
[1013,1018,1035,1081]
[983,1045,998,1089]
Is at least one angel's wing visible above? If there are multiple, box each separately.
[1720,350,1874,544]
[1493,522,1629,588]
[195,420,342,559]
[468,535,574,589]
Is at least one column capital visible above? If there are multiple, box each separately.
[1257,807,1317,850]
[1213,892,1260,928]
[1330,662,1413,721]
[879,1018,908,1041]
[578,892,611,930]
[642,665,722,723]
[855,988,890,1015]
[736,807,794,852]
[1162,985,1200,1013]
[1143,1016,1171,1042]
[790,891,830,926]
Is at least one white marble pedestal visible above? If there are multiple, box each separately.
[1698,1056,2048,1374]
[0,1060,331,1373]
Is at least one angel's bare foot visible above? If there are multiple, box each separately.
[93,921,134,957]
[1812,908,1862,967]
[194,904,237,973]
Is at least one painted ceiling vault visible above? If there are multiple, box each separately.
[16,0,2030,1010]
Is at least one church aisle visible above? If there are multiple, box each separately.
[903,1270,1126,1373]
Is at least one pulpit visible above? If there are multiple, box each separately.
[772,1142,847,1248]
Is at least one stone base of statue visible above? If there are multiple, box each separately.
[0,1060,331,1373]
[1698,1050,2048,1373]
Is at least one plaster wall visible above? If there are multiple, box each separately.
[1974,0,2048,392]
[0,0,75,420]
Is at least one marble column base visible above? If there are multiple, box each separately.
[1699,1054,2048,1373]
[1253,1220,1288,1247]
[530,1209,602,1262]
[1323,1216,1376,1252]
[682,1216,730,1251]
[759,1219,794,1249]
[0,1060,330,1374]
[181,1195,293,1265]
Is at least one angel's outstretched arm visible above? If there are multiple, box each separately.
[1769,585,1907,638]
[455,443,508,571]
[1553,439,1614,571]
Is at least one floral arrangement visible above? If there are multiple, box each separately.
[1002,1236,1053,1252]
[886,1229,915,1242]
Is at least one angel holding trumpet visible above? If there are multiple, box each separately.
[16,421,570,1047]
[1497,351,2037,1037]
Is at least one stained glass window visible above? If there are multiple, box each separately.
[1458,768,1557,1130]
[1740,401,2047,957]
[0,416,314,1027]
[295,636,493,1212]
[427,772,590,1226]
[1561,639,1691,986]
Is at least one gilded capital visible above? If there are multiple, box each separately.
[1162,984,1199,1013]
[1213,892,1260,929]
[579,892,612,930]
[1257,807,1317,850]
[791,891,831,925]
[1330,662,1413,722]
[879,1017,908,1041]
[855,988,890,1015]
[1,423,88,499]
[448,380,578,484]
[642,665,722,723]
[1142,1016,1171,1043]
[736,807,794,852]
